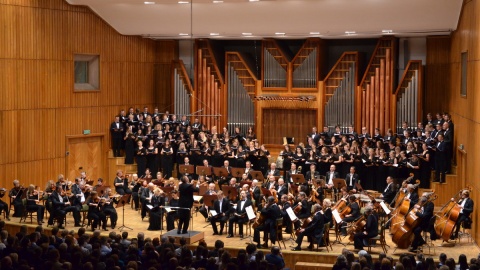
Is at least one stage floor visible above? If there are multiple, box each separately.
[4,205,479,261]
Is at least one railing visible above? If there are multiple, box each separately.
[172,60,193,117]
[358,37,396,134]
[394,60,423,134]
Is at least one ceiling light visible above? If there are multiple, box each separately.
[179,33,189,36]
[178,1,189,4]
[345,31,356,35]
[144,1,155,4]
[309,32,320,35]
[275,32,285,35]
[210,33,220,36]
[382,30,393,34]
[213,0,223,3]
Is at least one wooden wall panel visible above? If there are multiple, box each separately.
[0,0,176,190]
[425,36,451,115]
[262,109,317,145]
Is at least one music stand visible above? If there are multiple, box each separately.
[213,167,229,178]
[116,194,132,231]
[196,166,212,177]
[240,180,252,187]
[291,174,306,185]
[222,186,238,202]
[203,194,217,228]
[333,178,347,201]
[199,185,208,196]
[95,186,108,196]
[159,186,174,201]
[250,170,264,182]
[231,167,245,179]
[179,164,194,176]
[261,188,273,198]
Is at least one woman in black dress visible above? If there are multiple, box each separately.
[211,141,225,168]
[124,126,136,164]
[257,144,271,174]
[246,126,256,142]
[376,149,389,191]
[26,185,45,225]
[418,142,432,188]
[161,139,174,178]
[280,144,292,175]
[146,139,159,176]
[147,188,165,231]
[364,147,378,191]
[135,140,147,177]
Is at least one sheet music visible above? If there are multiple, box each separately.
[393,164,398,167]
[164,206,174,213]
[380,201,391,214]
[193,195,203,202]
[332,209,342,223]
[210,210,218,216]
[146,204,153,209]
[245,206,256,220]
[286,207,298,221]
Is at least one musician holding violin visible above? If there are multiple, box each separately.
[353,206,378,251]
[409,193,434,252]
[450,190,474,240]
[9,179,25,217]
[26,185,45,225]
[253,196,282,249]
[50,184,81,228]
[339,195,361,236]
[114,170,132,196]
[86,191,108,231]
[0,187,10,220]
[292,203,325,251]
[101,188,119,229]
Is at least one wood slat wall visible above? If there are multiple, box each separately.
[262,109,317,145]
[425,36,451,115]
[0,0,176,189]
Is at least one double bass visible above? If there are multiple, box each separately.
[434,187,472,241]
[389,175,417,234]
[392,193,437,249]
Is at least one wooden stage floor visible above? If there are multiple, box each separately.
[4,205,479,263]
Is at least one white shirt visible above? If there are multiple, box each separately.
[240,200,246,210]
[328,172,334,185]
[349,174,354,186]
[384,183,391,193]
[460,199,467,213]
[219,199,223,213]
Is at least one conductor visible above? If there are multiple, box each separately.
[177,175,199,234]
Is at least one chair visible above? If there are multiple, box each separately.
[275,218,286,249]
[80,204,89,227]
[317,222,332,252]
[234,219,252,237]
[459,217,473,243]
[19,198,37,224]
[365,221,387,253]
[421,230,436,255]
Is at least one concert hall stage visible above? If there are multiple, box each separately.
[3,206,479,269]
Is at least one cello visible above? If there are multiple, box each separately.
[433,187,472,241]
[392,192,437,249]
[389,176,417,234]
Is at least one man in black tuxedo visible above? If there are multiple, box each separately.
[251,179,262,210]
[263,175,278,190]
[433,134,447,183]
[451,190,474,239]
[339,196,360,235]
[345,166,359,192]
[253,196,282,248]
[218,160,232,188]
[279,194,293,234]
[199,183,217,220]
[275,178,288,201]
[210,191,231,235]
[380,176,396,204]
[442,121,453,172]
[265,163,280,179]
[325,165,340,188]
[305,163,320,182]
[50,184,81,228]
[409,194,434,252]
[292,203,325,251]
[227,190,252,238]
[286,163,299,185]
[308,126,320,144]
[110,116,124,157]
[177,176,199,234]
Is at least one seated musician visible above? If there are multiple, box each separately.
[379,176,396,205]
[179,157,193,180]
[151,172,165,186]
[240,173,251,185]
[210,191,231,235]
[114,170,132,195]
[292,203,325,251]
[85,191,108,231]
[51,184,81,228]
[294,192,310,229]
[275,178,288,202]
[201,159,213,182]
[244,161,253,180]
[251,179,262,211]
[353,206,378,250]
[227,190,252,238]
[285,163,299,185]
[451,190,474,240]
[310,179,325,204]
[92,177,104,191]
[240,184,252,201]
[218,160,232,188]
[79,171,89,186]
[100,188,119,229]
[279,194,293,234]
[71,178,86,209]
[166,190,179,231]
[143,168,153,182]
[409,193,434,252]
[9,180,24,217]
[130,174,143,210]
[0,187,10,220]
[340,195,361,236]
[56,174,70,191]
[345,166,359,192]
[199,183,217,220]
[140,183,155,220]
[25,185,45,225]
[405,184,419,209]
[253,196,282,249]
[305,163,320,183]
[265,163,280,179]
[325,165,340,189]
[263,175,278,190]
[147,188,165,231]
[323,199,333,225]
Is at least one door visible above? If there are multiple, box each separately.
[66,135,104,182]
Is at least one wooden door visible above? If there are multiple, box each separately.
[66,135,105,182]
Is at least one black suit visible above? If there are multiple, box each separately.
[218,166,232,188]
[296,211,325,248]
[178,182,199,233]
[382,183,396,204]
[114,177,132,195]
[325,171,340,186]
[434,141,447,183]
[354,213,378,250]
[345,173,359,191]
[406,192,419,209]
[210,198,231,234]
[280,201,293,234]
[275,185,288,201]
[50,190,80,226]
[411,201,434,249]
[228,199,252,236]
[110,121,124,157]
[253,203,282,245]
[305,170,320,181]
[454,197,474,236]
[265,169,280,178]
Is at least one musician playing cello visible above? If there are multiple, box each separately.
[353,206,378,251]
[339,195,361,236]
[253,196,282,249]
[292,203,325,251]
[409,193,434,252]
[450,190,474,240]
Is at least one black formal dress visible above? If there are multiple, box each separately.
[124,133,136,164]
[25,192,45,224]
[166,197,179,231]
[9,187,24,217]
[453,197,474,237]
[148,194,165,230]
[161,146,174,178]
[135,146,147,177]
[86,197,107,230]
[110,121,124,157]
